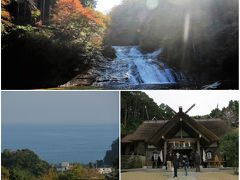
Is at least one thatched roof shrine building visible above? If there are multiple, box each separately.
[122,107,232,167]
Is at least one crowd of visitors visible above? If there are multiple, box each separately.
[151,151,201,178]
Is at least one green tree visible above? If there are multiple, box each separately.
[2,149,51,178]
[219,129,238,173]
[192,100,238,127]
[1,166,10,180]
[210,107,222,118]
[9,169,25,180]
[35,168,59,180]
[121,91,173,136]
[58,164,104,180]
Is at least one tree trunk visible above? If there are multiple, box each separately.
[124,107,127,127]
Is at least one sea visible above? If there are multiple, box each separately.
[2,123,119,165]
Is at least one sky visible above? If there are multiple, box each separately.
[96,0,122,14]
[2,91,119,126]
[143,90,239,116]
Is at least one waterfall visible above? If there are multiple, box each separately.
[93,46,184,88]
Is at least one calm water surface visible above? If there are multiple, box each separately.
[2,123,118,164]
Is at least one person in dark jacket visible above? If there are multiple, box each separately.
[182,154,189,176]
[189,152,194,168]
[195,152,201,172]
[180,153,183,168]
[157,155,161,168]
[173,153,178,178]
[151,155,155,168]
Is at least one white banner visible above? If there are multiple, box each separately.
[160,150,163,162]
[203,149,206,162]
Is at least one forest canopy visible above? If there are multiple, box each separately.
[121,91,175,136]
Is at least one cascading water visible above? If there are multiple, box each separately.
[92,46,185,89]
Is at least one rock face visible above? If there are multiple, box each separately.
[102,46,117,59]
[60,69,97,87]
[60,54,113,87]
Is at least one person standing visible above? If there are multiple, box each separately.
[167,152,172,172]
[151,154,155,168]
[180,153,183,168]
[189,152,194,168]
[157,154,161,168]
[182,154,189,176]
[173,153,178,178]
[195,151,201,172]
[152,152,158,168]
[176,152,180,168]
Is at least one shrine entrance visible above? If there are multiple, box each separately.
[172,149,192,157]
[162,138,199,164]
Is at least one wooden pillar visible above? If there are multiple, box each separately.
[134,142,137,155]
[164,141,167,164]
[125,144,130,155]
[197,140,201,164]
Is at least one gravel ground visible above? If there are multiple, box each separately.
[121,172,168,180]
[196,170,238,180]
[121,170,238,180]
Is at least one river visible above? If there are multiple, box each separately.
[92,46,185,89]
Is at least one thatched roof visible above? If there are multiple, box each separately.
[196,119,232,138]
[127,120,165,142]
[149,112,220,145]
[122,134,135,143]
[122,113,232,145]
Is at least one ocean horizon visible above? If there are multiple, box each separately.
[2,123,118,165]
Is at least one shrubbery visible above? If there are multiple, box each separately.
[220,129,238,173]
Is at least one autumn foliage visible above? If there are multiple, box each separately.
[51,0,110,50]
[52,0,102,25]
[1,0,12,29]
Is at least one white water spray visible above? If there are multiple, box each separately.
[93,46,184,88]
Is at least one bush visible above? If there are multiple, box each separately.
[219,129,238,173]
[121,155,145,169]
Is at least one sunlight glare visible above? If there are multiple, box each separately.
[167,0,190,6]
[96,0,122,14]
[183,13,190,43]
[146,0,159,10]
